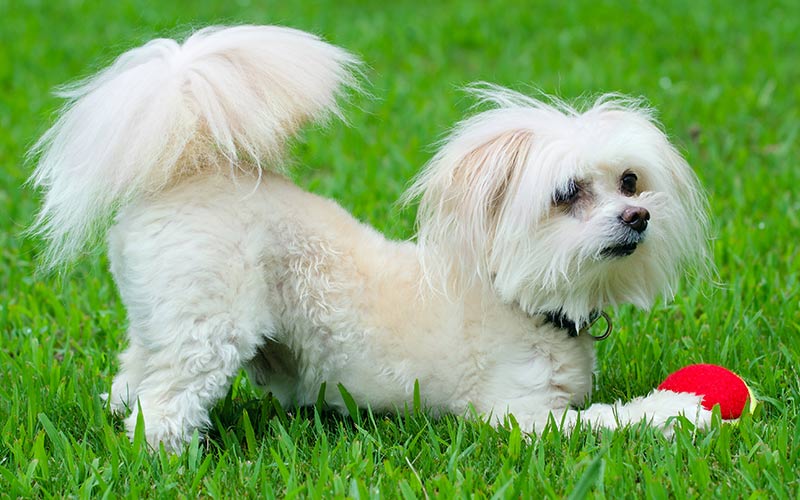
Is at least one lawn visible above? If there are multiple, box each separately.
[1,0,798,497]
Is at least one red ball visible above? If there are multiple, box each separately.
[658,364,753,419]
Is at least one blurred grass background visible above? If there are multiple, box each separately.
[1,0,798,497]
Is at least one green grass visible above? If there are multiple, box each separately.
[2,0,799,497]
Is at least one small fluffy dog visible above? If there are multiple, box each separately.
[30,26,713,451]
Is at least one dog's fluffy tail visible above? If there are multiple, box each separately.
[28,25,360,268]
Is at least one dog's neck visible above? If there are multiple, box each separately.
[542,309,602,338]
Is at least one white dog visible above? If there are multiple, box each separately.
[30,25,713,451]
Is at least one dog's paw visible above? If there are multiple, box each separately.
[630,389,713,437]
[124,407,193,453]
[107,376,138,416]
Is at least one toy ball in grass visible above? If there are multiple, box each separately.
[658,364,757,419]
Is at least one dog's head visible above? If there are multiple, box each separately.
[407,85,710,326]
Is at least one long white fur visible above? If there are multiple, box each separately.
[29,25,359,268]
[30,25,713,451]
[407,83,709,324]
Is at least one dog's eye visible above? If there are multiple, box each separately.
[553,180,581,206]
[620,172,638,196]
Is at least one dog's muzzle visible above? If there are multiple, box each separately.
[601,206,650,258]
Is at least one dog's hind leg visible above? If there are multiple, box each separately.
[107,194,274,452]
[123,314,266,451]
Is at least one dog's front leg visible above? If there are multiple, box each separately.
[580,389,713,436]
[512,390,712,437]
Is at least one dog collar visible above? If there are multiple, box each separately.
[543,310,612,341]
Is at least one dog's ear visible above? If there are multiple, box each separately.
[455,130,532,221]
[405,123,534,285]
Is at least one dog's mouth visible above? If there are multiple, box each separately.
[601,242,638,258]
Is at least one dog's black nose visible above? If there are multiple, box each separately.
[620,206,650,233]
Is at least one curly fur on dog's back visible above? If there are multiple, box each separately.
[28,25,360,268]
